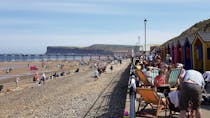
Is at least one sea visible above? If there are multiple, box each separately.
[0,54,111,62]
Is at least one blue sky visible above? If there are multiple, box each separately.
[0,0,210,54]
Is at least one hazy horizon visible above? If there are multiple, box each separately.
[1,0,210,54]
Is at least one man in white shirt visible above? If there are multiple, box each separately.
[179,70,204,118]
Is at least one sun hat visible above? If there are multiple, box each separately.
[176,63,184,68]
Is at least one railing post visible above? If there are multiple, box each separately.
[130,76,136,118]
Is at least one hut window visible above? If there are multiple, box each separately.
[207,48,210,60]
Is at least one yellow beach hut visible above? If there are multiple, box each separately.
[193,32,210,72]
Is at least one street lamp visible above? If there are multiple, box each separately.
[144,19,147,53]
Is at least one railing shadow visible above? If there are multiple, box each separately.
[95,65,130,118]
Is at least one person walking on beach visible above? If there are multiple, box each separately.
[94,69,99,80]
[15,77,20,88]
[41,73,46,85]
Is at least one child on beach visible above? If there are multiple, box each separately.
[35,73,41,85]
[15,77,20,88]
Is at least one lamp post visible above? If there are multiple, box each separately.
[144,19,147,53]
[138,36,141,51]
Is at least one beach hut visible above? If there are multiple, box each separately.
[161,40,173,62]
[183,35,194,70]
[160,43,167,62]
[166,44,170,56]
[193,32,210,72]
[180,37,186,64]
[170,40,176,64]
[173,40,178,64]
[176,39,183,64]
[170,41,174,55]
[160,46,166,61]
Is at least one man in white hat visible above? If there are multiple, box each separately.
[176,63,183,68]
[176,63,186,82]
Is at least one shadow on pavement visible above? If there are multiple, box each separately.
[96,65,130,118]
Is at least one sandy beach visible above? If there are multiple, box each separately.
[0,59,96,93]
[0,59,130,117]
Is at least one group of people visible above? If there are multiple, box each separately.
[93,62,107,80]
[132,52,209,118]
[93,61,115,80]
[33,73,46,85]
[32,70,70,86]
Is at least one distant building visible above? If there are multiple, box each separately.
[112,50,130,57]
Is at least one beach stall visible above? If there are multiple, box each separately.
[183,35,194,70]
[193,32,210,72]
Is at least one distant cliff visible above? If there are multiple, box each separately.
[46,44,136,55]
[86,44,136,52]
[46,46,113,55]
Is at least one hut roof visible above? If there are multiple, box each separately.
[178,37,186,46]
[186,35,195,44]
[197,32,210,42]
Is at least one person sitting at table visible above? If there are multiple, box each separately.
[154,69,168,97]
[154,69,167,87]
